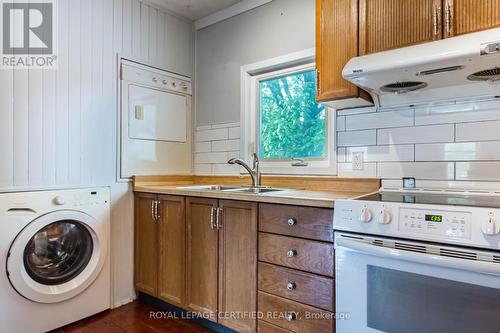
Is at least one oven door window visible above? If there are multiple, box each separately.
[23,220,94,286]
[367,265,500,333]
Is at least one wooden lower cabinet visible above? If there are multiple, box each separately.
[258,292,334,333]
[134,193,158,295]
[218,200,258,333]
[134,193,186,306]
[185,197,219,318]
[157,195,186,307]
[185,198,258,332]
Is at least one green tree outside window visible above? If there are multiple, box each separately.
[259,69,326,160]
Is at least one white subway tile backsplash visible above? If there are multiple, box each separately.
[212,163,241,175]
[196,125,212,131]
[211,121,240,129]
[337,116,346,131]
[195,152,228,164]
[456,162,500,181]
[378,124,454,145]
[194,164,212,175]
[212,139,240,152]
[345,109,413,131]
[416,141,500,161]
[415,106,500,125]
[228,127,241,139]
[377,162,455,180]
[337,106,376,116]
[338,130,377,147]
[195,142,211,153]
[345,145,414,162]
[337,162,377,178]
[456,121,500,142]
[196,128,228,142]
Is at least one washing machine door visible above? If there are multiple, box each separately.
[6,210,106,303]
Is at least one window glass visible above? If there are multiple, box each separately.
[258,69,326,160]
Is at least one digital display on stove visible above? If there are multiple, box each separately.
[425,214,443,223]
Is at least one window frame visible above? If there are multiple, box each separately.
[240,49,337,176]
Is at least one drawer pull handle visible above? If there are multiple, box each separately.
[286,282,296,290]
[287,218,297,226]
[286,313,296,321]
[287,250,297,258]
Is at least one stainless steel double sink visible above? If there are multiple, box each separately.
[176,185,286,194]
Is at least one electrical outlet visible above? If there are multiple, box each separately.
[352,152,364,170]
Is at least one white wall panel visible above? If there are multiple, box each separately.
[0,69,13,187]
[0,0,193,308]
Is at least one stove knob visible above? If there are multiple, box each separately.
[482,217,500,235]
[359,208,373,223]
[54,196,65,206]
[377,209,392,224]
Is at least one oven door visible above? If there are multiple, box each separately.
[335,232,500,333]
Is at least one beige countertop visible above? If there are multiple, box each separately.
[134,184,372,208]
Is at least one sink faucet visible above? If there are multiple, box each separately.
[228,153,262,188]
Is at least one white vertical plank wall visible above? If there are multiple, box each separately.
[0,0,193,191]
[0,0,193,307]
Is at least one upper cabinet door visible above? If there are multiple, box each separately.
[359,0,443,55]
[444,0,500,38]
[316,0,360,101]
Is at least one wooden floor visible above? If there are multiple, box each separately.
[50,301,215,333]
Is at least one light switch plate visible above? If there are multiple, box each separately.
[352,152,364,170]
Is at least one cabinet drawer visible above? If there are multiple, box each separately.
[258,292,334,333]
[258,262,334,311]
[258,320,294,333]
[259,204,334,242]
[259,233,334,277]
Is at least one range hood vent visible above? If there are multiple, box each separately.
[342,28,500,108]
[467,67,500,82]
[380,81,428,94]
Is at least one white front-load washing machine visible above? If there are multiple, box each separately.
[0,188,111,333]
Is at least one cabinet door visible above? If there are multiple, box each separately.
[157,195,186,308]
[186,197,219,319]
[218,201,258,333]
[134,193,158,296]
[316,0,360,101]
[359,0,442,55]
[444,0,500,38]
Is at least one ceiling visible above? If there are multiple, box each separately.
[147,0,243,20]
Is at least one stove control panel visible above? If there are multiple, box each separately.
[399,208,472,239]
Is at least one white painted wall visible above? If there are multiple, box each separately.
[195,0,315,125]
[0,0,193,307]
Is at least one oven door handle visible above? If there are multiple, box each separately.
[336,237,500,276]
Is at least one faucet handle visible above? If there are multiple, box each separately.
[252,153,259,169]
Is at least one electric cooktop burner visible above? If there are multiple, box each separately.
[356,191,500,209]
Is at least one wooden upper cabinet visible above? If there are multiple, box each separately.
[316,0,360,101]
[359,0,443,55]
[444,0,500,38]
[185,197,219,318]
[218,200,258,333]
[134,193,158,296]
[157,195,186,308]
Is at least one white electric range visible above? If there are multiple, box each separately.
[333,189,500,333]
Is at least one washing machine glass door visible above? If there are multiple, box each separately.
[7,210,106,304]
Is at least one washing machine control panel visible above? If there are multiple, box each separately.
[52,189,108,207]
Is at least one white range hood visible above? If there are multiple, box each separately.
[343,28,500,108]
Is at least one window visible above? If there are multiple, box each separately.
[258,69,326,160]
[241,49,336,175]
